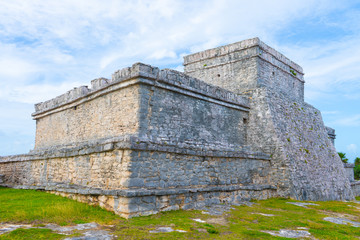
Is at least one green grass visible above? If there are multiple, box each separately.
[1,187,360,239]
[0,228,64,240]
[227,198,360,239]
[0,187,118,225]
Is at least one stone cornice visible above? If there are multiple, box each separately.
[0,135,270,163]
[32,63,249,119]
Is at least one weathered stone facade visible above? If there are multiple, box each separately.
[184,38,353,201]
[0,38,356,218]
[343,163,360,197]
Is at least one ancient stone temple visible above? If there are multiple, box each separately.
[0,38,355,218]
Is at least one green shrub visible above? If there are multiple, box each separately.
[354,157,360,166]
[338,152,348,163]
[354,165,360,180]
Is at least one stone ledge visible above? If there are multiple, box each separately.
[32,63,249,117]
[325,126,336,137]
[351,181,360,186]
[0,136,270,163]
[0,183,277,197]
[344,163,355,168]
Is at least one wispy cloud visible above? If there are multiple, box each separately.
[322,111,339,115]
[346,144,358,161]
[333,114,360,127]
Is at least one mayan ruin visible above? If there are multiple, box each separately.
[0,37,359,218]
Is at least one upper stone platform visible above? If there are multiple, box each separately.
[32,63,249,119]
[184,37,305,101]
[184,38,303,76]
[31,63,251,150]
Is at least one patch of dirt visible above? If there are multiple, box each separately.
[206,217,229,226]
[196,228,208,233]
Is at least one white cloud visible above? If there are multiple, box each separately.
[148,49,177,60]
[322,111,339,115]
[0,58,40,78]
[347,144,358,159]
[333,114,360,127]
[2,82,86,104]
[347,143,358,152]
[282,37,360,90]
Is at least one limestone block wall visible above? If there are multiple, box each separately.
[138,80,248,150]
[0,62,275,218]
[352,182,360,197]
[125,150,271,190]
[247,88,353,200]
[184,38,353,201]
[32,63,250,151]
[343,163,355,182]
[0,139,274,218]
[0,150,129,189]
[50,186,276,218]
[34,86,140,149]
[184,37,304,101]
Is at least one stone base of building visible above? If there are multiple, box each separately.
[0,136,276,218]
[0,184,276,218]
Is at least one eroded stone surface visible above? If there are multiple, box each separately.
[149,227,186,233]
[324,217,360,227]
[263,229,311,238]
[64,230,113,240]
[253,213,275,217]
[45,222,99,233]
[193,219,206,223]
[0,222,113,239]
[200,204,235,216]
[287,202,319,207]
[0,224,32,235]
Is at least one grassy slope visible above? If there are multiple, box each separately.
[0,187,360,239]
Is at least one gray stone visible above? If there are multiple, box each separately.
[324,217,360,227]
[149,227,174,233]
[199,204,234,216]
[262,229,311,238]
[0,224,32,235]
[254,213,275,217]
[192,218,206,223]
[45,223,99,233]
[287,202,319,207]
[343,163,355,182]
[64,230,113,240]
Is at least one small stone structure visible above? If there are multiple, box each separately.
[0,38,356,218]
[343,163,360,196]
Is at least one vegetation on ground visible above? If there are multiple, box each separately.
[1,187,360,239]
[0,228,64,240]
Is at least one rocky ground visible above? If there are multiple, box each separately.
[1,201,360,239]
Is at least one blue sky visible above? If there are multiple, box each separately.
[0,0,359,161]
